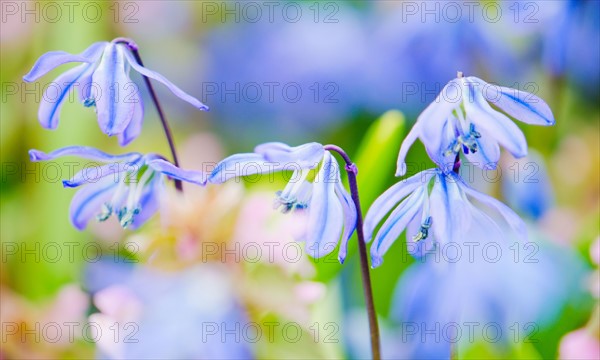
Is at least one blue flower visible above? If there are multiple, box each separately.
[209,142,356,262]
[391,225,587,358]
[364,169,526,267]
[23,39,208,145]
[396,76,555,176]
[29,146,206,230]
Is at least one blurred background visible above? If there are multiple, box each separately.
[1,1,598,359]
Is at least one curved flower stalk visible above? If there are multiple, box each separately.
[207,142,357,262]
[396,74,555,175]
[364,168,526,267]
[29,146,206,230]
[23,39,208,145]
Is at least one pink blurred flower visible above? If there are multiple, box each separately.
[559,328,600,360]
[233,192,314,277]
[89,285,143,359]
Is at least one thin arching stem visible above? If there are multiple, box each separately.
[324,144,381,360]
[114,38,182,192]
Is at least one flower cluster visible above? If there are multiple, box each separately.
[365,73,555,267]
[23,38,359,262]
[24,38,209,229]
[23,38,559,360]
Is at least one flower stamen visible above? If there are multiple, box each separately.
[412,216,432,242]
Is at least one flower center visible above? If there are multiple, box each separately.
[273,169,312,214]
[95,165,154,228]
[444,123,482,156]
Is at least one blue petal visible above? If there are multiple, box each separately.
[23,42,107,82]
[148,159,207,186]
[254,142,324,169]
[305,152,344,258]
[334,168,357,264]
[29,146,142,163]
[208,153,283,184]
[122,48,209,111]
[428,179,450,243]
[69,177,118,230]
[429,173,471,246]
[364,169,436,242]
[76,61,99,104]
[63,163,127,188]
[209,143,325,184]
[464,82,528,158]
[395,122,421,177]
[118,89,144,146]
[129,176,162,229]
[370,186,426,267]
[397,80,460,176]
[462,182,528,241]
[428,117,458,172]
[478,79,555,125]
[38,64,88,129]
[92,43,136,136]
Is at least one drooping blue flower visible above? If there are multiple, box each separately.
[396,76,555,176]
[391,225,587,358]
[29,146,206,230]
[364,168,526,267]
[23,39,208,145]
[209,142,357,262]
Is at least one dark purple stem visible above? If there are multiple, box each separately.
[114,38,182,192]
[324,144,381,360]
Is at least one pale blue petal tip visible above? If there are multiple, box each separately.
[371,256,382,268]
[395,164,406,177]
[28,150,45,162]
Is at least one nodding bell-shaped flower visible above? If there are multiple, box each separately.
[364,169,527,268]
[23,39,208,146]
[396,74,555,176]
[209,142,357,262]
[29,146,207,230]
